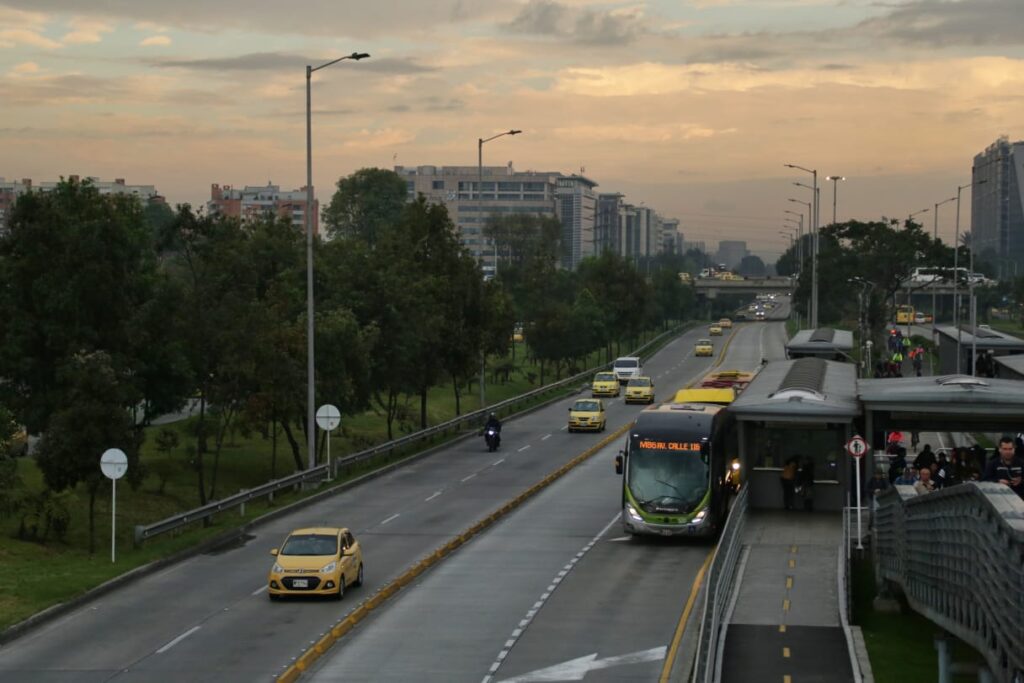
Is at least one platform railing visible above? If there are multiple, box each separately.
[874,482,1024,683]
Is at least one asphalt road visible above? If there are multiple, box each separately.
[0,319,766,683]
[305,317,791,683]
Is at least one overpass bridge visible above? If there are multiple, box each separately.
[694,276,794,298]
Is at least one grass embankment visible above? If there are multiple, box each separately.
[0,327,684,630]
[852,557,982,683]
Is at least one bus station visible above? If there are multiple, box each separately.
[934,324,1024,375]
[785,327,855,361]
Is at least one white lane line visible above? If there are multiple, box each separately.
[518,445,531,452]
[559,425,567,431]
[251,585,268,596]
[480,512,621,683]
[156,625,201,654]
[425,491,442,502]
[461,473,477,482]
[493,458,506,466]
[381,513,400,525]
[541,434,552,441]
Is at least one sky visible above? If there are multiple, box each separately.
[2,0,1023,261]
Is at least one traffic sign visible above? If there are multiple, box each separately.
[100,448,128,480]
[846,435,867,458]
[316,404,341,432]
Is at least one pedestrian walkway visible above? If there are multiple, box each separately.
[720,511,855,683]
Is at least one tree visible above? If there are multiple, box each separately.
[322,168,408,246]
[738,255,766,277]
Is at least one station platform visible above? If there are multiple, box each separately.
[720,511,855,683]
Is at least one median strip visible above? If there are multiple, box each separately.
[275,421,632,683]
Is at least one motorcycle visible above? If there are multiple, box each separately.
[484,428,500,452]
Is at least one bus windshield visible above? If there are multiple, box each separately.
[627,437,709,513]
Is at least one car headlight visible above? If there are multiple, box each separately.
[272,563,284,573]
[692,509,708,524]
[321,561,337,574]
[625,503,644,523]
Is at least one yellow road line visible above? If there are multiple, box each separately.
[683,325,741,390]
[783,647,791,658]
[784,675,792,683]
[789,558,796,568]
[786,576,793,589]
[783,599,791,612]
[658,550,714,683]
[276,423,633,683]
[790,545,798,554]
[779,624,787,633]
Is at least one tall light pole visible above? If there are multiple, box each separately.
[849,277,874,377]
[931,196,957,338]
[305,51,369,470]
[787,164,819,327]
[784,210,804,273]
[477,129,521,408]
[788,197,812,322]
[953,178,987,374]
[825,175,845,226]
[907,207,929,228]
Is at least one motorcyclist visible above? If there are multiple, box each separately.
[483,412,502,450]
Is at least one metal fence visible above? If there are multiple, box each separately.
[874,482,1024,683]
[692,486,749,683]
[134,324,692,544]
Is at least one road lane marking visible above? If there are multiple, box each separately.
[779,625,787,633]
[518,445,531,452]
[783,647,791,658]
[482,513,621,683]
[786,576,793,589]
[425,491,442,502]
[789,558,796,568]
[659,550,715,683]
[783,599,791,612]
[251,585,268,596]
[381,513,400,525]
[493,458,506,466]
[156,626,201,654]
[541,434,552,441]
[461,473,477,482]
[559,425,567,431]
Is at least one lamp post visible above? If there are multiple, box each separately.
[907,207,929,228]
[784,210,804,273]
[849,277,874,377]
[825,175,845,226]
[786,165,818,328]
[305,51,369,470]
[787,198,812,321]
[931,196,956,337]
[477,129,521,408]
[953,178,987,374]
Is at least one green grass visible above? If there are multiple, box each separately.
[988,319,1024,336]
[852,557,982,683]
[0,325,684,630]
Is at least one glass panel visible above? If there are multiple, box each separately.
[750,425,843,482]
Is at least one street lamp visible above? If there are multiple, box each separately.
[786,163,819,327]
[929,196,957,339]
[953,177,987,374]
[825,175,845,226]
[907,207,929,228]
[304,51,369,470]
[848,277,874,377]
[784,210,804,272]
[477,129,521,408]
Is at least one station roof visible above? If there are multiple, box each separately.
[728,358,860,422]
[786,328,854,354]
[994,354,1024,379]
[857,374,1024,417]
[934,325,1024,351]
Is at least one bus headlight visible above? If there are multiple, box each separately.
[625,503,644,523]
[731,461,741,471]
[691,509,708,525]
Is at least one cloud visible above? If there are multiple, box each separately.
[0,28,62,49]
[147,52,433,75]
[551,122,735,143]
[61,18,113,45]
[505,0,647,45]
[0,73,129,105]
[9,61,40,75]
[140,35,172,47]
[856,0,1024,47]
[342,127,417,149]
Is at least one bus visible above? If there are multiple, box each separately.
[614,403,734,537]
[672,370,755,405]
[895,304,915,324]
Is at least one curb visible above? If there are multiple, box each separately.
[276,422,633,683]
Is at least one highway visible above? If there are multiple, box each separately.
[306,312,791,683]
[0,304,788,683]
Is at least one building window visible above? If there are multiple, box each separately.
[432,180,445,190]
[498,182,521,191]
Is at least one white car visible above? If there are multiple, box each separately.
[612,356,643,384]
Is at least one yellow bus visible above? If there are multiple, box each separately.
[895,305,914,324]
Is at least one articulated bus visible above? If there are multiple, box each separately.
[614,403,735,537]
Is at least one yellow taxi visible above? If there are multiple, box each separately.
[695,338,714,357]
[268,527,364,600]
[568,398,606,432]
[625,377,655,404]
[719,318,733,329]
[709,324,723,336]
[591,371,620,397]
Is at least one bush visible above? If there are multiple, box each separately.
[17,490,72,542]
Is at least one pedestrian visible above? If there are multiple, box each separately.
[867,467,890,498]
[983,435,1024,498]
[911,346,923,377]
[888,447,907,484]
[914,444,936,473]
[797,456,816,511]
[894,465,917,486]
[914,466,935,494]
[935,450,962,488]
[780,456,799,511]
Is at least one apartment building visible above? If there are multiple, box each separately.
[556,174,598,270]
[1,176,165,233]
[207,183,318,234]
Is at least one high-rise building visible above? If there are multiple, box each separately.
[972,137,1024,279]
[661,218,681,254]
[1,176,165,233]
[556,175,598,270]
[207,183,317,233]
[596,193,626,255]
[716,240,749,270]
[395,164,560,276]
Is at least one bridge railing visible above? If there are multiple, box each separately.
[692,486,749,683]
[874,482,1024,683]
[135,324,692,544]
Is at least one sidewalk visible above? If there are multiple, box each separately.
[720,511,855,683]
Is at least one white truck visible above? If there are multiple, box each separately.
[612,356,643,384]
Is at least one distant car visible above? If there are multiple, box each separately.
[755,310,766,320]
[568,398,606,432]
[268,527,364,601]
[591,371,620,397]
[913,312,933,324]
[625,377,655,404]
[709,324,723,336]
[695,339,714,357]
[719,318,733,329]
[612,356,643,384]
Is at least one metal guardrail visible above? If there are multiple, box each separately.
[134,324,692,544]
[692,486,749,683]
[874,482,1024,683]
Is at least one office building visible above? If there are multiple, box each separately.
[596,193,626,256]
[208,183,317,233]
[972,137,1024,279]
[556,175,598,270]
[716,240,749,270]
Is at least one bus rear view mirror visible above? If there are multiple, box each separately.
[614,453,623,475]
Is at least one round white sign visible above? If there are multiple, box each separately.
[846,436,868,458]
[100,448,128,480]
[316,404,341,432]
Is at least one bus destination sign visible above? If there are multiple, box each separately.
[639,440,702,452]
